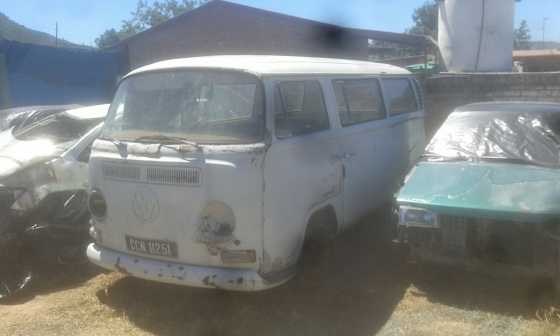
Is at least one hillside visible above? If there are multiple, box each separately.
[0,12,81,48]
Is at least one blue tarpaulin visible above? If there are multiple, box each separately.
[0,40,122,108]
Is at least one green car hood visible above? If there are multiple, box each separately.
[397,161,560,221]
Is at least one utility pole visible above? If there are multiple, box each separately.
[542,17,549,49]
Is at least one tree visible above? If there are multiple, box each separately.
[95,0,207,48]
[514,20,531,50]
[94,29,121,49]
[406,0,438,39]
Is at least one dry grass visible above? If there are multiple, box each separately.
[1,218,559,336]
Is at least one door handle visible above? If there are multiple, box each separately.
[331,154,345,162]
[331,153,356,161]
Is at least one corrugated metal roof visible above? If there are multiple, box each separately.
[514,49,560,57]
[118,0,428,48]
[456,102,560,114]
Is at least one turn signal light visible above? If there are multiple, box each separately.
[89,225,103,243]
[221,249,256,264]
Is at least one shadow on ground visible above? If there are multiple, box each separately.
[96,214,558,335]
[1,263,101,305]
[96,217,411,336]
[410,262,557,319]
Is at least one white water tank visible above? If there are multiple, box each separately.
[438,0,515,72]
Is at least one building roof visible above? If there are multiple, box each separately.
[119,0,428,48]
[513,49,560,59]
[124,55,411,78]
[456,102,560,114]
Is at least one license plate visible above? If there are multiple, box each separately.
[126,236,177,258]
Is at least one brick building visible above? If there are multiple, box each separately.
[117,0,428,71]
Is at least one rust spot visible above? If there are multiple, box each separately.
[114,257,130,275]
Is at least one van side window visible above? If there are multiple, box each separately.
[383,78,418,115]
[412,79,424,109]
[333,79,385,126]
[275,81,329,139]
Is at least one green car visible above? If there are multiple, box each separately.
[396,102,560,278]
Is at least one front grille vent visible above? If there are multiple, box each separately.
[439,215,468,255]
[102,164,141,181]
[146,167,201,186]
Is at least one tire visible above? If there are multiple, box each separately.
[0,233,33,301]
[299,207,338,273]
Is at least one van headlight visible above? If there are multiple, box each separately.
[399,206,439,228]
[89,189,107,219]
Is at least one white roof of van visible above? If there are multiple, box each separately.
[126,55,411,78]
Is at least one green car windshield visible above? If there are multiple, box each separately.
[425,111,560,167]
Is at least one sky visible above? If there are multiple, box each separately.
[0,0,558,46]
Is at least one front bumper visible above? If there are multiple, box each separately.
[398,220,558,278]
[87,243,290,291]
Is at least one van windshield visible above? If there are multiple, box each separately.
[101,70,265,144]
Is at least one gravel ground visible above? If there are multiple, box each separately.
[1,216,559,336]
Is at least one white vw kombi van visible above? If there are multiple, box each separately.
[87,55,425,291]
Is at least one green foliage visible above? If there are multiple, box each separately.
[406,0,438,39]
[514,20,531,50]
[95,0,207,48]
[94,29,121,49]
[0,12,80,48]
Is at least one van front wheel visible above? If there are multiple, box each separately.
[304,206,338,248]
[300,207,338,270]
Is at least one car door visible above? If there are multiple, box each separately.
[330,78,390,227]
[262,79,343,274]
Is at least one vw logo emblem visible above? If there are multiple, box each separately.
[132,187,160,223]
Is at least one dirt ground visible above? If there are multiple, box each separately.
[1,218,560,336]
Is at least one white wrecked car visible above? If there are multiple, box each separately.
[1,104,109,212]
[0,104,109,300]
[0,105,81,131]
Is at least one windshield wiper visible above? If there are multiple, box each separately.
[100,135,129,158]
[134,135,202,152]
